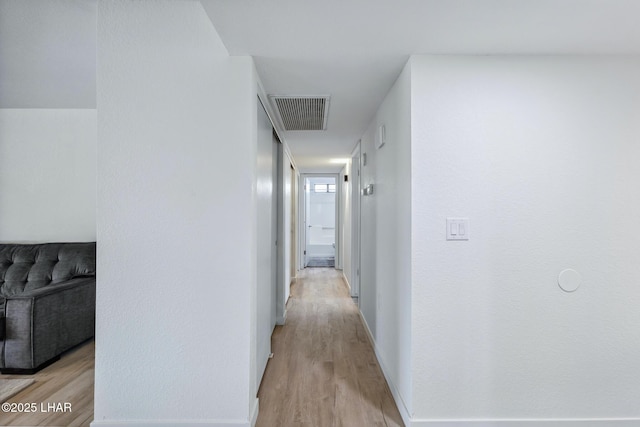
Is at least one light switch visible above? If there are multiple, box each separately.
[450,223,458,235]
[447,218,469,241]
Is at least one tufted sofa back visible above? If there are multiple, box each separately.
[0,242,96,298]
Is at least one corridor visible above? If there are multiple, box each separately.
[256,268,404,427]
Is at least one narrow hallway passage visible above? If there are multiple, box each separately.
[256,268,404,427]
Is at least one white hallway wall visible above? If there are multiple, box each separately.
[359,61,413,423]
[410,56,640,425]
[0,109,96,243]
[95,1,258,426]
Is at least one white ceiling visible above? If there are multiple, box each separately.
[2,1,639,171]
[202,0,640,172]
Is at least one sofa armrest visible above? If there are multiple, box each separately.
[2,277,95,370]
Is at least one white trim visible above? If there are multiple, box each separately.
[342,271,351,291]
[256,76,284,143]
[298,173,305,270]
[90,421,251,427]
[335,171,342,269]
[250,398,259,427]
[350,141,361,298]
[275,142,287,327]
[283,144,298,174]
[256,68,299,175]
[410,420,640,427]
[300,173,340,269]
[358,311,412,427]
[276,309,287,326]
[90,401,260,427]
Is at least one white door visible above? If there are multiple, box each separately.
[256,99,276,389]
[351,147,361,298]
[290,164,296,282]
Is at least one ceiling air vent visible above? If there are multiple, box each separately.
[269,95,330,131]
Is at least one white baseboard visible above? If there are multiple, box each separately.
[342,272,351,291]
[410,419,640,426]
[250,398,259,427]
[90,420,251,427]
[357,311,412,427]
[356,314,639,427]
[90,400,260,427]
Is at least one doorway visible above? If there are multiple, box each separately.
[302,175,338,268]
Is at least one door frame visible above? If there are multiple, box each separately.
[351,142,362,299]
[299,173,341,269]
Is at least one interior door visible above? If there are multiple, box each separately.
[290,164,296,282]
[270,133,278,328]
[256,99,276,389]
[351,147,361,299]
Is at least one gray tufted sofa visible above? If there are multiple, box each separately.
[0,242,96,374]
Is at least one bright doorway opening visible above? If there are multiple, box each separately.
[303,175,337,268]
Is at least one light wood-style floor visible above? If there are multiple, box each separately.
[0,268,403,427]
[256,268,404,427]
[0,340,94,427]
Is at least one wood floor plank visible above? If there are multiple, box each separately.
[0,340,94,427]
[256,268,404,427]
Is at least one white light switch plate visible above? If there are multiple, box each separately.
[447,218,469,241]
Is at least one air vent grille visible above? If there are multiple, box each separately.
[269,95,330,131]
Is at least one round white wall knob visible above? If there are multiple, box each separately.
[558,269,582,292]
